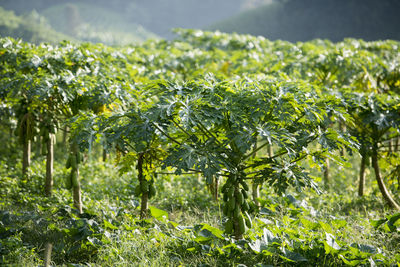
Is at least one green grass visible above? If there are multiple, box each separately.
[1,144,400,266]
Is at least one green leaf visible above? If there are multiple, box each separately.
[149,206,168,220]
[324,233,341,253]
[103,219,118,230]
[339,255,361,266]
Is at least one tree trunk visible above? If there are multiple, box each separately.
[233,183,243,240]
[323,158,330,189]
[252,182,260,209]
[44,242,53,267]
[372,145,400,210]
[45,134,54,196]
[102,148,107,162]
[138,153,148,219]
[22,139,31,178]
[73,181,82,214]
[267,144,273,158]
[213,177,219,201]
[358,153,366,197]
[71,142,82,213]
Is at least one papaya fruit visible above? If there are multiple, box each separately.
[225,219,233,234]
[238,215,246,235]
[140,180,148,192]
[134,185,142,196]
[228,196,236,211]
[71,171,79,187]
[149,184,156,199]
[65,156,71,169]
[65,173,72,189]
[240,180,249,191]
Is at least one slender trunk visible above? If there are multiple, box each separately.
[395,137,399,152]
[73,181,82,213]
[102,148,107,162]
[252,182,260,209]
[372,144,400,210]
[36,135,42,158]
[45,134,54,196]
[138,153,148,219]
[358,153,366,197]
[233,183,243,240]
[323,158,330,189]
[267,144,273,158]
[63,126,68,144]
[71,142,82,213]
[388,139,392,154]
[22,139,31,178]
[213,177,219,201]
[44,242,52,267]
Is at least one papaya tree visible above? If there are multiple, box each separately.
[344,91,400,209]
[149,77,356,239]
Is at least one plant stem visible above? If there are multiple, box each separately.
[45,134,54,196]
[358,152,366,197]
[372,143,400,210]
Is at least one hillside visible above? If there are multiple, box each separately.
[40,3,157,45]
[209,0,400,42]
[0,7,73,44]
[1,0,271,40]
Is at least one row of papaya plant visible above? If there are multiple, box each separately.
[1,30,399,240]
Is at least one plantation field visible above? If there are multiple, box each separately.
[1,30,400,266]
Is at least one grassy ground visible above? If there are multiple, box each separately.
[0,147,399,266]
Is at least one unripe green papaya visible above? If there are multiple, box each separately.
[225,219,233,234]
[238,215,246,235]
[223,192,228,202]
[65,173,72,189]
[76,152,81,163]
[223,203,229,216]
[228,186,235,198]
[242,201,250,211]
[149,184,156,199]
[140,180,148,192]
[134,185,142,196]
[71,171,78,187]
[236,191,244,205]
[221,182,230,193]
[240,180,249,191]
[65,156,71,169]
[228,196,236,211]
[70,155,77,169]
[234,204,241,218]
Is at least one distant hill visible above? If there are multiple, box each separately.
[209,0,400,42]
[41,3,157,45]
[0,0,264,40]
[0,7,73,44]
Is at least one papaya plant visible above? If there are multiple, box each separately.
[149,77,356,239]
[344,91,400,209]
